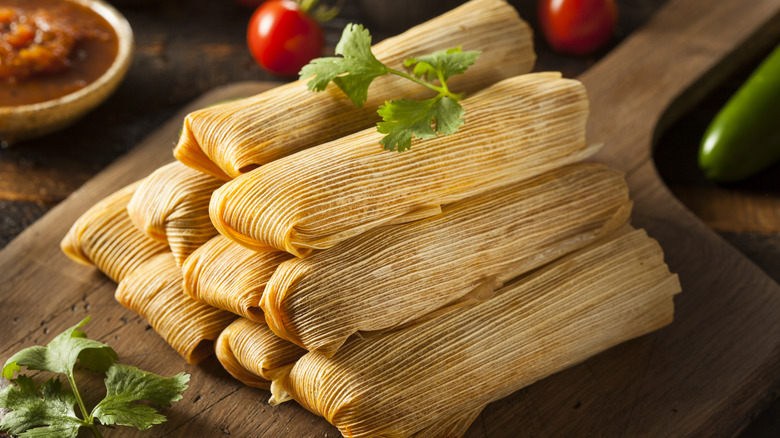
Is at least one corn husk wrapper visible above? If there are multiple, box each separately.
[216,322,484,438]
[261,163,631,355]
[183,235,293,321]
[115,252,236,364]
[211,73,597,257]
[272,227,681,437]
[215,318,307,389]
[126,161,223,266]
[174,0,536,180]
[60,182,168,283]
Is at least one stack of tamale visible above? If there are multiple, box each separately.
[60,0,680,436]
[174,0,535,180]
[62,183,236,363]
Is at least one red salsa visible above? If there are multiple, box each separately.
[0,0,118,106]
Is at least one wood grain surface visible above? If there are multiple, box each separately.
[654,40,780,243]
[1,0,780,437]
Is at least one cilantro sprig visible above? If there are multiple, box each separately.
[0,317,189,438]
[299,23,480,151]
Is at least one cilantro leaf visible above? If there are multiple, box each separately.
[0,376,83,438]
[404,47,481,82]
[300,24,480,152]
[377,96,465,151]
[1,317,189,437]
[299,23,387,107]
[91,364,190,430]
[2,317,117,380]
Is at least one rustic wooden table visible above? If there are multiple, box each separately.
[0,0,777,436]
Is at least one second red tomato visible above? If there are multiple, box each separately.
[247,0,323,77]
[538,0,617,56]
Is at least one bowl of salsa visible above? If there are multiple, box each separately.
[0,0,133,143]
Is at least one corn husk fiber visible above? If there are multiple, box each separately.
[215,318,307,389]
[60,182,168,283]
[127,161,224,266]
[262,163,631,355]
[174,0,536,180]
[115,252,236,364]
[216,321,485,436]
[183,235,292,322]
[210,73,597,257]
[273,227,680,437]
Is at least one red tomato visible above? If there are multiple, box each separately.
[247,0,323,76]
[538,0,617,56]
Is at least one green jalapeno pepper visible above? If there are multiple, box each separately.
[699,44,780,182]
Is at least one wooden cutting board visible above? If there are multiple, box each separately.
[2,0,779,436]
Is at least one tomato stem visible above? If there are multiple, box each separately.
[299,0,342,22]
[298,0,317,13]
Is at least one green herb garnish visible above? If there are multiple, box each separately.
[0,317,189,438]
[299,23,480,152]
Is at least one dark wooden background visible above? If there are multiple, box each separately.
[0,0,777,436]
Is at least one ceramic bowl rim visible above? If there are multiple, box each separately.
[0,0,134,113]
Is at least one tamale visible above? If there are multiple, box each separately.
[215,318,306,389]
[127,161,223,266]
[216,320,484,437]
[272,227,681,437]
[211,73,598,256]
[115,252,236,364]
[174,0,536,180]
[183,235,293,321]
[261,163,630,355]
[60,182,168,283]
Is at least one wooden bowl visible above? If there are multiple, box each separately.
[0,0,133,144]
